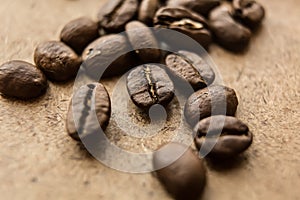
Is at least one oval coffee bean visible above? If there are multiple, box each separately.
[138,0,160,25]
[184,85,238,127]
[60,17,99,54]
[34,41,82,82]
[153,143,206,200]
[126,21,161,63]
[0,60,48,99]
[66,83,111,141]
[193,115,253,158]
[97,0,139,33]
[127,64,174,109]
[209,3,252,52]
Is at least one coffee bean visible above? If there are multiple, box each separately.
[209,3,252,52]
[66,83,111,141]
[233,0,265,29]
[97,0,139,33]
[0,60,48,100]
[165,50,215,91]
[184,85,238,127]
[126,64,174,109]
[125,21,161,63]
[194,115,253,158]
[34,41,82,82]
[60,17,99,54]
[153,143,206,200]
[138,0,161,25]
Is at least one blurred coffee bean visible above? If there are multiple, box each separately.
[138,0,161,25]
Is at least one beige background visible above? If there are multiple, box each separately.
[0,0,299,199]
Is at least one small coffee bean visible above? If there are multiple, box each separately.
[125,21,161,63]
[0,60,48,100]
[184,85,238,127]
[66,83,111,141]
[165,50,215,91]
[193,115,253,158]
[209,3,252,52]
[97,0,139,33]
[138,0,161,25]
[34,41,82,82]
[153,143,206,200]
[60,17,99,54]
[126,64,174,109]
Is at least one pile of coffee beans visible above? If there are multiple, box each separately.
[0,0,265,199]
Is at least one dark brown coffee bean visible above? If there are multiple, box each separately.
[154,6,212,49]
[165,50,215,90]
[138,0,160,25]
[194,115,253,158]
[66,83,111,141]
[184,85,238,126]
[233,0,265,29]
[127,64,174,109]
[125,21,161,63]
[34,41,82,82]
[60,17,99,54]
[97,0,139,33]
[209,3,251,52]
[153,143,206,200]
[0,60,48,100]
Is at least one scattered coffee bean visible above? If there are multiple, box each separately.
[66,83,111,141]
[97,0,139,33]
[194,115,253,158]
[138,0,160,25]
[153,142,206,200]
[60,17,99,54]
[0,60,48,100]
[127,64,174,109]
[184,85,238,126]
[34,41,82,82]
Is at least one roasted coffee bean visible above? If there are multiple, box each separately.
[165,50,215,90]
[126,21,161,63]
[194,115,253,158]
[138,0,160,25]
[60,17,99,54]
[154,6,212,49]
[153,143,206,200]
[0,60,48,100]
[97,0,139,33]
[184,85,238,126]
[233,0,265,29]
[167,0,221,16]
[127,64,174,109]
[209,3,251,52]
[66,83,111,141]
[34,41,82,82]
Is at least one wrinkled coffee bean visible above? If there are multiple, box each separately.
[194,115,253,158]
[0,60,48,99]
[165,50,215,90]
[233,0,265,29]
[209,3,252,52]
[184,85,238,126]
[126,21,161,63]
[34,41,82,82]
[97,0,139,33]
[127,64,174,109]
[66,83,111,141]
[153,143,206,200]
[60,17,99,54]
[138,0,160,25]
[154,6,212,49]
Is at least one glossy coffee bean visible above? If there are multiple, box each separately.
[0,60,48,100]
[66,83,111,141]
[209,3,252,52]
[60,17,99,54]
[184,85,238,126]
[127,64,174,109]
[138,0,160,25]
[153,143,206,200]
[97,0,139,33]
[34,41,82,82]
[194,115,253,158]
